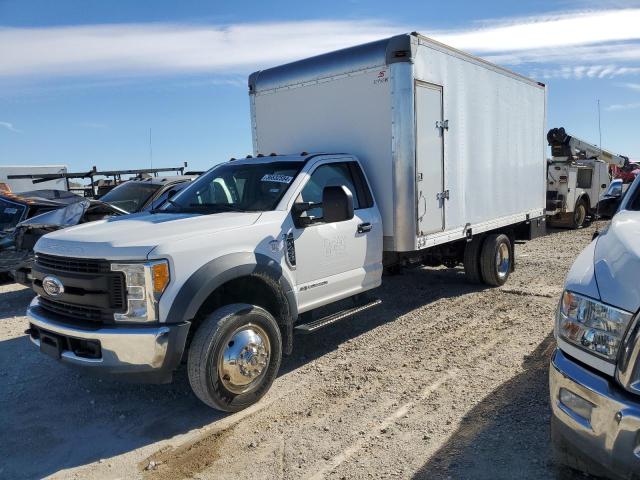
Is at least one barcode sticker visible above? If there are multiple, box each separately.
[261,174,293,184]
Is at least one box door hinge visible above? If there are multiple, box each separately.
[436,120,449,132]
[436,190,450,201]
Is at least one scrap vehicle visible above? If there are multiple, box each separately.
[612,161,640,184]
[1,175,196,285]
[0,165,68,192]
[24,32,547,411]
[550,174,640,478]
[8,164,190,197]
[546,127,629,229]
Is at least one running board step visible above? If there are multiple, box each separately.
[294,299,382,334]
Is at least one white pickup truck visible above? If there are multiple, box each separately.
[550,176,640,478]
[25,33,547,411]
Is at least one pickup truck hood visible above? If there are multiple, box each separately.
[593,211,640,313]
[35,212,261,260]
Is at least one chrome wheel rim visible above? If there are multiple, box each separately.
[218,324,271,395]
[496,243,510,280]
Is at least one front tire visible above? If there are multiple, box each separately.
[571,199,587,229]
[480,234,512,286]
[188,304,282,412]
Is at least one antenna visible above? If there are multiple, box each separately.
[597,99,602,153]
[594,100,603,238]
[149,127,155,212]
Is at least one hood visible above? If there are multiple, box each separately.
[35,211,262,260]
[593,210,640,313]
[19,199,91,229]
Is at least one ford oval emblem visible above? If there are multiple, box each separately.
[42,275,64,297]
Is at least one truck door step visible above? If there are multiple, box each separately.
[294,298,382,334]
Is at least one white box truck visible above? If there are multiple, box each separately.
[24,33,547,411]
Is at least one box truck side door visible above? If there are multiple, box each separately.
[292,160,382,311]
[415,82,445,236]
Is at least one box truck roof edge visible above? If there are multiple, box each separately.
[249,32,545,94]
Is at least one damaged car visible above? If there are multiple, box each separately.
[0,175,195,285]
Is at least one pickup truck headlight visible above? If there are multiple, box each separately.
[111,260,170,323]
[557,290,633,361]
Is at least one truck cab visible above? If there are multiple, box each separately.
[26,153,383,411]
[550,175,640,477]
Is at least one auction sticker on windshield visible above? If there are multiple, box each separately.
[261,174,293,184]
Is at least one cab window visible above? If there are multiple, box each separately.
[298,163,361,219]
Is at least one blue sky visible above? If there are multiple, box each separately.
[1,0,639,173]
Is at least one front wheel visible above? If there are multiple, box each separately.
[188,304,282,412]
[480,234,512,286]
[571,200,587,229]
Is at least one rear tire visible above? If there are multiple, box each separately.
[188,303,282,412]
[480,234,512,286]
[463,237,483,284]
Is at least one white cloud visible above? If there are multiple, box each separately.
[527,64,640,80]
[606,102,640,111]
[0,9,639,82]
[620,82,640,90]
[433,9,640,52]
[0,121,21,133]
[0,20,399,78]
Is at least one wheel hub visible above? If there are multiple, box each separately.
[495,243,510,279]
[219,325,270,394]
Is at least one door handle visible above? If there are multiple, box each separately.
[357,222,372,233]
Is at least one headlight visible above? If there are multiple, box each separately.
[556,290,633,361]
[111,260,170,323]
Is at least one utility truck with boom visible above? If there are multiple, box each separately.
[25,33,547,411]
[546,127,628,229]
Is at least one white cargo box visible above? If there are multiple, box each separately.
[250,32,546,252]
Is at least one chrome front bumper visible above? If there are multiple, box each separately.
[550,348,640,479]
[27,299,190,383]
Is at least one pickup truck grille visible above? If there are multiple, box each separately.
[35,253,111,274]
[32,254,126,323]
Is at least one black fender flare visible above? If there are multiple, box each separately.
[165,252,297,352]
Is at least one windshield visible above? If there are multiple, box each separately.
[0,197,27,231]
[99,181,161,213]
[166,161,303,213]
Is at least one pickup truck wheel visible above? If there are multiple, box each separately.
[463,237,483,283]
[187,303,282,412]
[479,234,511,286]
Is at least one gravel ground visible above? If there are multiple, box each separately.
[0,225,600,480]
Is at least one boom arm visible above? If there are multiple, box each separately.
[547,127,629,167]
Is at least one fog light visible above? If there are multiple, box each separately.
[559,388,594,421]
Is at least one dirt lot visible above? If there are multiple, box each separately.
[0,225,599,480]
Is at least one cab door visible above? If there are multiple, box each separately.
[291,160,382,312]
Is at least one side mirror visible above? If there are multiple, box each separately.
[167,189,177,199]
[322,185,354,223]
[597,196,622,220]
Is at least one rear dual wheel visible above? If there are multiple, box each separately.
[464,234,512,286]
